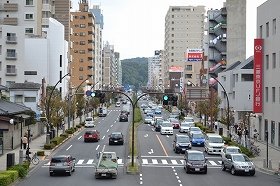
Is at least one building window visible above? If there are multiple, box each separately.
[80,15,86,19]
[79,67,83,71]
[25,28,34,34]
[15,95,23,103]
[42,0,49,4]
[278,122,280,146]
[80,41,86,45]
[185,74,192,78]
[42,11,50,18]
[241,74,253,81]
[271,121,275,144]
[273,18,276,35]
[25,0,33,6]
[265,87,268,102]
[259,25,263,38]
[7,65,16,73]
[79,59,84,62]
[266,54,269,69]
[80,32,86,36]
[272,87,276,102]
[266,22,269,37]
[80,24,86,28]
[6,49,16,58]
[79,76,83,80]
[24,97,36,102]
[24,71,37,75]
[272,53,276,68]
[186,65,192,71]
[79,50,85,54]
[25,13,34,20]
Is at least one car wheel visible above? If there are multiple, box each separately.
[67,171,72,176]
[72,166,75,172]
[230,166,236,175]
[221,163,226,171]
[49,172,54,177]
[186,167,190,174]
[250,171,255,176]
[204,169,207,174]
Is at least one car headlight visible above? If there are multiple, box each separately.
[176,144,180,147]
[235,165,241,168]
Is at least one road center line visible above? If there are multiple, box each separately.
[78,136,82,140]
[156,134,168,156]
[111,125,113,127]
[96,145,100,151]
[106,129,109,132]
[66,145,72,151]
[102,135,105,140]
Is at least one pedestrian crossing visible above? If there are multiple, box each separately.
[43,158,222,167]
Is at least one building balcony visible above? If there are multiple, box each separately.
[6,53,17,60]
[1,17,18,25]
[6,36,17,44]
[0,3,18,11]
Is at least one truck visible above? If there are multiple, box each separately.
[95,151,118,179]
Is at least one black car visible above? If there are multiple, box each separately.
[119,113,128,122]
[109,132,124,145]
[155,119,163,132]
[173,134,192,153]
[184,150,207,174]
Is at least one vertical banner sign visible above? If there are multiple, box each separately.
[253,39,263,113]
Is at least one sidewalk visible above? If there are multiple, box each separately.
[216,123,280,175]
[0,118,83,171]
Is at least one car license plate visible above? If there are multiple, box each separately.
[89,135,92,137]
[197,143,200,145]
[101,174,106,176]
[245,169,249,172]
[182,148,186,151]
[114,140,118,142]
[195,168,200,171]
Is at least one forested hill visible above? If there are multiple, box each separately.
[121,57,148,90]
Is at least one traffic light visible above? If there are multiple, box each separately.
[171,95,178,106]
[85,90,101,97]
[163,95,170,105]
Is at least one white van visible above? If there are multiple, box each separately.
[99,107,108,117]
[85,117,95,128]
[204,133,225,155]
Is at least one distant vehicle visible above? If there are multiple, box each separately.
[84,130,100,142]
[190,132,205,146]
[109,132,124,145]
[99,107,108,117]
[154,109,162,115]
[221,153,255,176]
[179,122,195,133]
[188,127,202,135]
[173,134,192,153]
[85,117,95,128]
[221,146,241,159]
[49,155,76,176]
[169,118,180,129]
[115,101,121,107]
[119,113,128,122]
[160,121,173,135]
[144,116,153,124]
[95,151,118,179]
[204,133,225,155]
[123,104,130,115]
[155,119,164,132]
[184,150,207,174]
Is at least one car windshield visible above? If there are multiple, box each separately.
[111,133,122,138]
[188,153,204,161]
[51,157,67,163]
[177,136,190,143]
[190,127,200,131]
[184,118,194,122]
[209,137,223,143]
[192,133,204,139]
[86,118,93,121]
[227,148,241,153]
[232,155,251,162]
[162,122,172,127]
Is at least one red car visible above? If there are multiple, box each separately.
[84,130,100,142]
[169,118,180,129]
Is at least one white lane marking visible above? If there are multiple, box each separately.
[180,160,185,164]
[152,159,158,164]
[148,149,154,154]
[218,160,222,164]
[77,160,84,165]
[78,136,82,140]
[87,159,94,164]
[111,125,113,127]
[114,121,116,123]
[171,160,178,164]
[102,136,105,140]
[96,145,100,151]
[142,159,148,164]
[106,129,109,132]
[144,134,148,138]
[66,145,72,151]
[101,145,106,152]
[161,159,168,164]
[209,160,218,165]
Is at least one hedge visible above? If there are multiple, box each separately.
[0,174,12,186]
[8,164,28,178]
[44,143,55,150]
[37,150,45,156]
[50,136,65,146]
[60,133,69,138]
[0,170,19,182]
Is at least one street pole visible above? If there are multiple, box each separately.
[266,130,269,168]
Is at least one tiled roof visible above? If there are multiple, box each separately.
[0,99,32,115]
[9,82,41,90]
[0,85,8,91]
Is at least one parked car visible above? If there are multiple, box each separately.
[169,118,180,129]
[84,130,100,142]
[173,134,192,153]
[85,117,95,128]
[221,146,241,159]
[109,132,124,145]
[221,153,255,176]
[190,132,205,146]
[204,133,225,155]
[49,155,76,176]
[184,150,207,174]
[119,113,128,122]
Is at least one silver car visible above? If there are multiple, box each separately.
[49,155,76,176]
[221,153,255,176]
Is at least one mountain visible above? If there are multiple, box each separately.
[121,57,148,90]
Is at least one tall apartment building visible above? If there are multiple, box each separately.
[207,0,246,77]
[115,52,122,86]
[163,6,205,90]
[148,50,163,90]
[102,42,116,87]
[257,0,280,147]
[70,0,96,88]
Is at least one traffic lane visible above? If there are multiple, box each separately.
[138,124,170,156]
[177,166,280,186]
[141,167,182,186]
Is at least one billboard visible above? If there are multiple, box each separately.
[169,66,183,72]
[253,39,263,113]
[185,49,204,62]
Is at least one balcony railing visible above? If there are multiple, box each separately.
[6,36,17,44]
[6,52,17,60]
[6,68,17,76]
[0,3,18,11]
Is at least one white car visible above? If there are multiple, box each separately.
[115,101,121,107]
[144,116,153,124]
[160,121,173,135]
[85,117,95,128]
[204,133,225,155]
[179,120,195,133]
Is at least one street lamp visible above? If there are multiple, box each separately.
[46,73,70,137]
[187,80,196,87]
[9,119,14,149]
[209,75,230,138]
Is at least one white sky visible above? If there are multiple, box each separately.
[72,0,267,60]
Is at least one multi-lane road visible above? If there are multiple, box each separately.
[16,101,280,186]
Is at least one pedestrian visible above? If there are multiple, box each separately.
[253,129,259,142]
[234,123,238,133]
[22,135,28,149]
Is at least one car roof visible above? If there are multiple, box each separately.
[51,155,71,159]
[225,146,240,149]
[186,150,203,154]
[206,133,221,137]
[111,132,122,135]
[176,134,189,138]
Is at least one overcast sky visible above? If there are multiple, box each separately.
[72,0,267,60]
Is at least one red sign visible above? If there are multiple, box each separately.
[185,49,203,62]
[253,39,263,113]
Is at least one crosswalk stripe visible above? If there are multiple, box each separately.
[87,159,94,164]
[218,161,222,164]
[152,159,158,164]
[171,160,178,164]
[45,162,50,166]
[77,160,84,165]
[142,159,148,164]
[180,160,185,164]
[161,159,168,164]
[209,160,217,165]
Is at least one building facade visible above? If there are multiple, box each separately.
[148,50,163,91]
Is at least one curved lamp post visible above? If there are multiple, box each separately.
[187,80,196,87]
[46,73,70,135]
[209,75,230,137]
